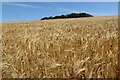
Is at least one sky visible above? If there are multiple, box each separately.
[2,2,118,22]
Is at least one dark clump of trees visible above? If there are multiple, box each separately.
[41,13,93,20]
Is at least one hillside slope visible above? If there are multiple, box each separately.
[2,16,118,78]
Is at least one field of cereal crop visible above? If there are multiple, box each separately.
[2,16,119,78]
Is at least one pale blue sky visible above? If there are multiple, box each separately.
[2,2,118,22]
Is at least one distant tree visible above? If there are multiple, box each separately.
[41,13,93,20]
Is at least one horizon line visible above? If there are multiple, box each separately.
[1,15,118,23]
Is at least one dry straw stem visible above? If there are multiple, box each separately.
[2,16,118,78]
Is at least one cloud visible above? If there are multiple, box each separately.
[58,8,80,13]
[80,11,91,13]
[4,3,81,13]
[4,3,90,14]
[4,3,52,9]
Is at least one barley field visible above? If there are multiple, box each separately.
[2,16,119,78]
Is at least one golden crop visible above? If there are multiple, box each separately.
[2,16,118,78]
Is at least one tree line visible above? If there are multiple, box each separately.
[41,13,93,20]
